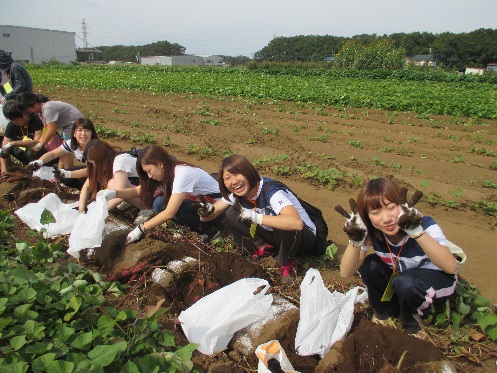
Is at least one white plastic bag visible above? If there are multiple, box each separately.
[15,193,79,238]
[295,268,367,358]
[33,166,55,181]
[255,340,299,373]
[179,278,273,355]
[67,194,108,259]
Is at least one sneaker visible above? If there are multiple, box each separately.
[198,226,221,244]
[134,209,154,225]
[280,259,297,284]
[371,315,396,328]
[251,244,275,260]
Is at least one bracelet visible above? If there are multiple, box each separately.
[138,223,147,233]
[410,230,425,239]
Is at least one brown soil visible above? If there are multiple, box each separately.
[1,85,497,372]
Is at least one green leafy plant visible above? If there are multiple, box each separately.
[0,211,197,372]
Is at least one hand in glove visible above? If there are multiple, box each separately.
[96,189,117,201]
[0,143,13,159]
[335,199,368,246]
[232,199,263,225]
[26,159,44,172]
[30,142,43,154]
[192,195,215,218]
[126,225,144,244]
[397,187,424,238]
[53,168,71,180]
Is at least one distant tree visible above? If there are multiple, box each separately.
[97,41,186,62]
[254,35,346,62]
[333,39,406,70]
[220,55,251,66]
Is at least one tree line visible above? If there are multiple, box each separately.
[83,29,497,70]
[254,29,497,70]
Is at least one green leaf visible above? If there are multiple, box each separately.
[476,313,497,329]
[121,360,140,373]
[14,304,31,318]
[1,361,29,373]
[175,343,197,362]
[18,288,37,303]
[0,298,9,315]
[471,295,490,308]
[54,325,75,343]
[23,320,46,340]
[46,360,75,373]
[157,330,175,347]
[486,323,497,341]
[451,312,462,330]
[10,336,27,351]
[40,209,56,225]
[97,316,115,338]
[32,353,56,372]
[87,341,127,367]
[456,302,471,315]
[325,243,338,259]
[70,331,94,350]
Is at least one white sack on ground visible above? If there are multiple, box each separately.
[295,268,368,358]
[179,278,273,355]
[67,194,108,259]
[33,166,55,181]
[15,193,79,238]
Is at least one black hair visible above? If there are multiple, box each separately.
[2,99,24,120]
[16,93,49,112]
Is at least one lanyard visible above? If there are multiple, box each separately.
[383,234,408,273]
[245,197,257,211]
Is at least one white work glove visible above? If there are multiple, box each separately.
[97,189,117,201]
[192,196,215,218]
[397,188,424,238]
[237,207,264,225]
[0,142,12,159]
[126,225,143,244]
[30,142,43,154]
[27,159,44,172]
[335,199,368,247]
[53,168,71,180]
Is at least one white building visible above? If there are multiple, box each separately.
[0,25,76,64]
[141,55,226,67]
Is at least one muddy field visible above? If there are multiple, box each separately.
[2,85,497,372]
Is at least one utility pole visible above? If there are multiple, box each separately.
[82,19,88,49]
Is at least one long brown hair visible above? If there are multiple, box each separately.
[136,145,196,206]
[218,154,260,200]
[83,139,121,199]
[357,177,402,241]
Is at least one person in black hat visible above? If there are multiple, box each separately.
[0,50,33,104]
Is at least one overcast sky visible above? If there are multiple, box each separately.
[2,0,497,57]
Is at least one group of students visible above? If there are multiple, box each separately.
[1,86,460,338]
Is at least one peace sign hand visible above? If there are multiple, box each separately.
[397,187,424,238]
[335,198,368,246]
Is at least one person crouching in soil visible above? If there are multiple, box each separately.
[1,100,55,173]
[27,117,99,189]
[16,92,83,169]
[79,139,152,224]
[337,177,459,337]
[98,144,224,245]
[199,154,321,284]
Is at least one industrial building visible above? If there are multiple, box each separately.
[140,55,226,67]
[0,25,76,64]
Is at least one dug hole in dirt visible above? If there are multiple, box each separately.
[0,163,461,373]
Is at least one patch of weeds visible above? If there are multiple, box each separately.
[489,162,497,171]
[299,164,344,190]
[481,180,497,189]
[420,180,431,188]
[306,134,328,142]
[396,147,415,157]
[451,187,464,199]
[427,192,441,204]
[383,136,393,143]
[378,146,395,153]
[472,147,495,157]
[372,157,384,167]
[390,161,401,170]
[450,154,465,163]
[199,119,220,126]
[348,140,363,149]
[261,127,279,135]
[111,107,130,114]
[407,137,419,143]
[131,132,157,145]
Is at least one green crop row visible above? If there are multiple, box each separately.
[29,65,497,119]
